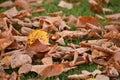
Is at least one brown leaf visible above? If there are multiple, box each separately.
[102,8,113,13]
[27,0,43,5]
[105,25,120,32]
[108,52,120,72]
[41,57,53,65]
[68,15,77,25]
[0,18,8,31]
[92,45,115,55]
[105,66,119,77]
[92,49,109,59]
[80,39,107,48]
[0,1,14,8]
[58,1,73,9]
[93,58,108,66]
[56,37,65,45]
[13,36,28,42]
[10,53,32,68]
[0,26,13,51]
[97,0,109,4]
[68,74,92,80]
[105,13,120,20]
[21,27,33,36]
[104,31,120,47]
[96,75,109,80]
[0,65,6,77]
[28,39,50,53]
[14,0,31,10]
[31,6,45,13]
[18,63,32,74]
[76,16,102,28]
[95,14,105,20]
[88,0,103,13]
[2,7,18,18]
[31,64,64,78]
[56,30,88,38]
[9,72,17,80]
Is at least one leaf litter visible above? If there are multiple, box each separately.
[0,0,120,80]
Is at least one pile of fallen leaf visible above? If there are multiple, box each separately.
[0,0,120,80]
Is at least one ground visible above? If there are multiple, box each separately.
[0,0,120,80]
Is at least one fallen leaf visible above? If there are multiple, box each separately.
[56,37,65,45]
[9,72,17,80]
[10,53,32,68]
[28,30,49,45]
[76,16,102,28]
[18,63,32,74]
[105,25,120,32]
[0,65,6,77]
[68,74,92,80]
[102,8,113,13]
[1,56,11,66]
[31,64,64,78]
[14,0,31,10]
[95,14,105,20]
[0,1,14,8]
[56,30,88,38]
[105,13,120,20]
[2,7,18,18]
[58,1,73,9]
[106,66,119,77]
[28,39,50,53]
[88,0,103,13]
[96,75,109,80]
[41,57,53,65]
[97,0,109,4]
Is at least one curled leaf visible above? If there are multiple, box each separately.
[10,53,32,68]
[28,30,49,45]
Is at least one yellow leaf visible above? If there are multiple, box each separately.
[87,78,98,80]
[28,30,49,45]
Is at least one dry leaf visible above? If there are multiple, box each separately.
[105,66,119,77]
[0,1,14,8]
[3,7,18,18]
[10,53,32,68]
[97,0,109,4]
[21,27,33,36]
[76,16,102,28]
[105,13,120,19]
[14,0,31,10]
[102,8,113,13]
[0,26,13,51]
[28,39,50,53]
[57,30,88,38]
[105,25,120,32]
[1,56,11,66]
[28,30,49,45]
[58,1,73,9]
[68,15,77,25]
[9,72,17,80]
[88,0,103,13]
[95,14,105,20]
[18,63,32,74]
[68,74,92,80]
[31,64,64,78]
[56,37,65,45]
[41,57,53,65]
[0,65,6,77]
[96,75,109,80]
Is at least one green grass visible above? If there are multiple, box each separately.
[0,0,120,80]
